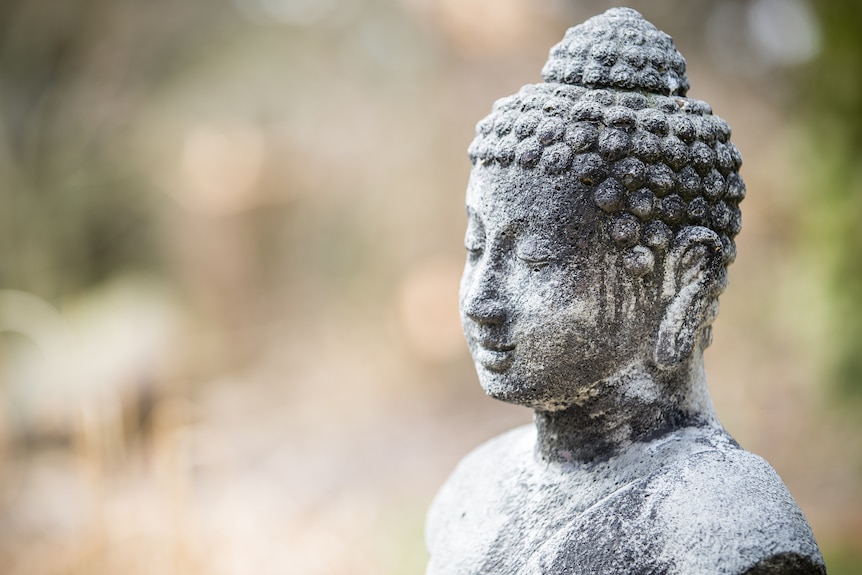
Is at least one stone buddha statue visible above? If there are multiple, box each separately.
[426,8,825,575]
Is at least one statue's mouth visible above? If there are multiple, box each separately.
[472,338,515,372]
[477,339,515,352]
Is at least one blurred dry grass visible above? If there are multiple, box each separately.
[0,0,861,573]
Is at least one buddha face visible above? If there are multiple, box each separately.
[460,165,651,410]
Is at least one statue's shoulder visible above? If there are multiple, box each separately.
[425,425,534,575]
[426,423,534,524]
[647,445,825,573]
[528,436,826,575]
[431,423,534,498]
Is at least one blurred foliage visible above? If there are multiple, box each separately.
[824,543,862,573]
[823,547,862,575]
[0,0,241,301]
[0,0,157,299]
[802,0,862,399]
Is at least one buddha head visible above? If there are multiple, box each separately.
[460,8,745,412]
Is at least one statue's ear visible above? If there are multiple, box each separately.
[654,227,726,371]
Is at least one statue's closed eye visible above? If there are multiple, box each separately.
[516,237,553,271]
[464,225,485,259]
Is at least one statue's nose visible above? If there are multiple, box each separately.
[461,261,507,326]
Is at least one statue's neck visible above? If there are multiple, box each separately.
[533,358,715,464]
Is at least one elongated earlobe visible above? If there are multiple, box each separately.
[654,227,725,370]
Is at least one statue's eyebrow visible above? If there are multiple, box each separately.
[504,217,528,237]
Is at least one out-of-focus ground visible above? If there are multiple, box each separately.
[1,0,861,573]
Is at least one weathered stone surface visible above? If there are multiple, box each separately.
[426,8,825,575]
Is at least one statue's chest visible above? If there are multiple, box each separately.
[428,465,627,575]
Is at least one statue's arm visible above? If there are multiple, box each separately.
[740,552,826,575]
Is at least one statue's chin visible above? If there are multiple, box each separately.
[476,369,576,411]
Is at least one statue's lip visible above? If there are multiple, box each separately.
[474,337,515,352]
[472,339,515,372]
[473,347,513,372]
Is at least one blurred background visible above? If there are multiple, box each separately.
[0,0,860,573]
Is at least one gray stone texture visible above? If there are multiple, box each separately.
[426,8,825,575]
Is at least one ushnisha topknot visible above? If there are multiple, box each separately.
[468,8,744,277]
[542,7,689,97]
